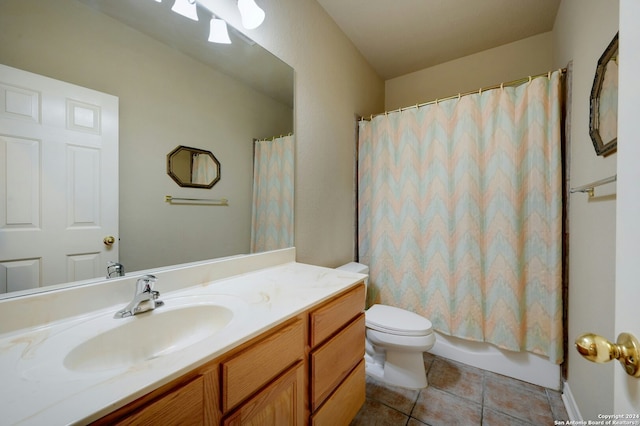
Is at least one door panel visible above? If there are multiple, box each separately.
[2,135,39,229]
[616,0,640,415]
[0,64,118,292]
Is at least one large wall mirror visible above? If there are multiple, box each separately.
[0,0,294,297]
[589,32,618,156]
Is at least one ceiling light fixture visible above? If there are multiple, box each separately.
[237,0,265,29]
[172,0,198,21]
[209,17,232,44]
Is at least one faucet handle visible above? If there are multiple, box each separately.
[151,290,164,308]
[136,274,157,293]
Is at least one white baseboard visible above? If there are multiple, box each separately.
[562,381,582,421]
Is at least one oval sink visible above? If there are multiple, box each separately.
[64,304,233,372]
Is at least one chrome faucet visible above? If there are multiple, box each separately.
[106,261,125,278]
[114,275,164,318]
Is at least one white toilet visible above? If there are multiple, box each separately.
[337,262,435,389]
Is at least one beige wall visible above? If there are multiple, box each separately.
[0,0,293,272]
[201,0,385,267]
[385,32,554,110]
[553,0,618,420]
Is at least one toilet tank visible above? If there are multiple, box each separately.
[336,262,369,289]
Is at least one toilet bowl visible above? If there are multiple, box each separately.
[336,262,435,389]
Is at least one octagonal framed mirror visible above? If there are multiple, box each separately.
[589,32,618,157]
[167,145,221,189]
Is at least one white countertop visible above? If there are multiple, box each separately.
[0,249,366,425]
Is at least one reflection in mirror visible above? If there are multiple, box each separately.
[589,32,618,156]
[168,146,221,189]
[0,0,294,298]
[250,135,295,253]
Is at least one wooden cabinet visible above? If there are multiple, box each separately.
[95,282,366,426]
[94,368,221,426]
[310,314,365,410]
[309,284,366,425]
[113,375,206,426]
[309,284,365,347]
[220,318,305,425]
[222,361,305,426]
[221,319,304,413]
[311,360,365,426]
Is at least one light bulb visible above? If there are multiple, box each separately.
[237,0,265,29]
[209,18,232,44]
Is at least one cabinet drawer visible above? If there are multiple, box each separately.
[221,319,304,413]
[310,314,365,410]
[310,284,365,348]
[311,359,365,426]
[115,375,204,425]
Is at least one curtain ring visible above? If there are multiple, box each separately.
[500,82,504,90]
[528,76,532,83]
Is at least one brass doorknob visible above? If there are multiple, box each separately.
[103,236,116,246]
[575,332,640,377]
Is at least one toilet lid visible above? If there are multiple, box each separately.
[365,304,433,336]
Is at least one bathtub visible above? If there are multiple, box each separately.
[429,331,562,390]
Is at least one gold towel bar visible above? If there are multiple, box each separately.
[570,174,616,197]
[165,195,229,206]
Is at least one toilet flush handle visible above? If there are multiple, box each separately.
[575,332,640,377]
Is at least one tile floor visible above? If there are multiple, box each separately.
[351,353,568,426]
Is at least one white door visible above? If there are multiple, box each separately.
[0,64,118,293]
[615,0,640,415]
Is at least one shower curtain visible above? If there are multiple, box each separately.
[358,72,563,363]
[599,58,618,143]
[192,153,215,185]
[250,134,294,253]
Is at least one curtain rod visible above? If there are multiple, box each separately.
[360,68,567,122]
[255,132,293,143]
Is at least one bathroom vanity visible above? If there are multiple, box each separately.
[0,248,366,425]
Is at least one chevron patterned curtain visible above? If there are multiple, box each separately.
[599,59,618,142]
[250,135,294,253]
[358,72,563,363]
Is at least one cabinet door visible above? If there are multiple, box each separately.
[114,375,205,425]
[221,319,304,412]
[222,361,306,426]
